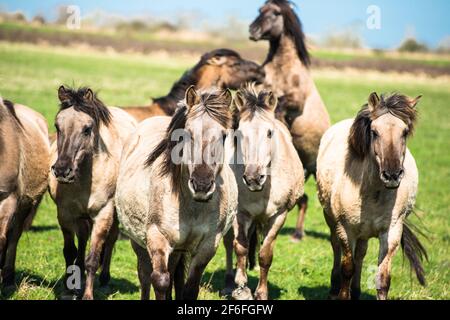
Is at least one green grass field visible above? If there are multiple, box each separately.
[0,42,449,300]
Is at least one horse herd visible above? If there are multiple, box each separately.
[0,0,427,300]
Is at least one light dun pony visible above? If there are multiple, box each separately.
[115,86,238,300]
[249,0,331,240]
[49,86,137,299]
[224,86,304,300]
[317,92,427,300]
[0,98,50,286]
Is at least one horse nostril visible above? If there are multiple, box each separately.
[398,169,404,177]
[259,175,266,182]
[382,171,391,181]
[64,168,72,177]
[243,175,249,185]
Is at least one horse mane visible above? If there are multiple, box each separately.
[58,87,111,128]
[146,89,232,192]
[268,0,310,66]
[0,99,23,127]
[348,93,418,159]
[153,49,242,115]
[232,83,274,129]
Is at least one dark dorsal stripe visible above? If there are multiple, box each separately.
[2,99,23,127]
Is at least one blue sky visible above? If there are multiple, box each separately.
[1,0,449,49]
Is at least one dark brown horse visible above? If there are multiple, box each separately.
[122,48,265,121]
[250,0,331,241]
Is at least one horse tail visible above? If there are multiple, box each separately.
[401,221,428,286]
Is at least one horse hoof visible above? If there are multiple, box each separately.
[290,232,304,243]
[82,294,94,300]
[232,286,253,300]
[254,291,268,300]
[220,286,234,297]
[1,272,15,287]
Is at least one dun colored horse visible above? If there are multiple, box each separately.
[49,86,137,299]
[116,86,238,300]
[0,98,50,286]
[123,49,265,121]
[317,92,426,300]
[250,0,330,240]
[224,85,304,300]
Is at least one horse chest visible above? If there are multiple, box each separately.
[339,191,401,239]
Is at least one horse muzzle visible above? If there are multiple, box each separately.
[51,164,76,184]
[189,178,216,202]
[242,174,266,192]
[380,169,404,189]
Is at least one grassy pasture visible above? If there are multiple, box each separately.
[0,42,449,300]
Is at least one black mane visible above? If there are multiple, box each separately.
[58,87,111,127]
[268,0,310,66]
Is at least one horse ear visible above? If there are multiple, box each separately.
[264,91,278,111]
[58,85,69,102]
[185,85,200,109]
[221,89,233,107]
[234,91,245,111]
[84,88,94,102]
[368,92,380,112]
[409,95,422,108]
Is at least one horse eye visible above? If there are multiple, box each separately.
[267,129,273,138]
[83,126,92,136]
[371,130,378,138]
[55,124,60,132]
[403,130,409,138]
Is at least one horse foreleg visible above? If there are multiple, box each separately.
[222,228,235,295]
[183,238,217,300]
[336,225,354,300]
[351,239,368,300]
[254,211,287,300]
[0,194,17,271]
[323,211,341,299]
[75,218,90,277]
[131,240,152,300]
[147,225,172,300]
[99,217,119,286]
[377,224,402,300]
[292,194,308,241]
[0,194,19,285]
[232,213,253,300]
[83,201,115,300]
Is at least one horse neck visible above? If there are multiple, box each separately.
[0,113,20,160]
[266,34,307,71]
[264,34,314,96]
